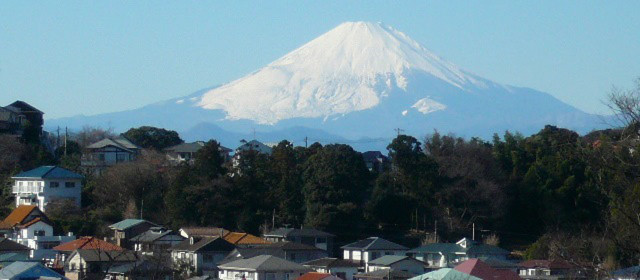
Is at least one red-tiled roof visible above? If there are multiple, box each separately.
[0,205,40,229]
[53,237,123,252]
[454,259,521,280]
[296,272,332,280]
[223,232,271,245]
[17,217,50,228]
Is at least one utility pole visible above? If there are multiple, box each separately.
[472,223,475,241]
[304,137,308,148]
[64,127,68,156]
[56,126,60,151]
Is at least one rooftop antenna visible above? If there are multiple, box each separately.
[394,128,404,136]
[252,128,256,140]
[472,223,475,241]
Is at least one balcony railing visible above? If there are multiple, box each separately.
[12,185,44,193]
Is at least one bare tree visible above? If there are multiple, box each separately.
[606,78,640,138]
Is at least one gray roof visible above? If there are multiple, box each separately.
[86,137,140,152]
[131,227,183,243]
[165,142,232,153]
[72,249,138,262]
[236,140,273,155]
[0,261,65,279]
[219,255,311,272]
[171,237,235,253]
[302,258,360,268]
[341,237,408,251]
[220,242,327,264]
[109,219,155,231]
[368,255,423,266]
[0,238,29,252]
[408,241,509,256]
[264,228,334,238]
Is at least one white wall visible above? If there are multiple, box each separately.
[19,221,53,239]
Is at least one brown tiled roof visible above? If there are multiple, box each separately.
[17,217,49,228]
[180,227,228,237]
[0,205,40,229]
[223,232,271,245]
[53,237,123,252]
[297,272,332,280]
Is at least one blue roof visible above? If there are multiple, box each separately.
[12,166,83,180]
[109,219,154,230]
[0,261,65,279]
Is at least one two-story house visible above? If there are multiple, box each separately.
[365,255,425,275]
[11,166,83,212]
[170,236,236,276]
[1,101,44,137]
[518,260,584,279]
[130,226,184,256]
[82,137,141,174]
[0,205,75,263]
[218,255,311,280]
[341,237,408,269]
[407,238,510,269]
[109,219,158,249]
[222,242,328,264]
[263,228,335,255]
[303,258,360,280]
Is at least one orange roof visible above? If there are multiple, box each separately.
[223,232,271,245]
[0,205,39,229]
[53,237,123,252]
[18,217,49,228]
[296,272,332,280]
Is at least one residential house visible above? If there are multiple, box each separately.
[408,268,481,280]
[130,226,185,256]
[361,151,388,173]
[353,269,416,280]
[303,258,360,280]
[297,272,343,280]
[65,249,138,280]
[407,238,509,268]
[0,205,75,262]
[109,219,158,249]
[179,227,229,239]
[236,140,273,155]
[223,242,329,264]
[0,261,66,280]
[223,232,271,246]
[170,236,235,276]
[341,237,408,268]
[165,141,232,165]
[0,238,30,267]
[218,255,311,280]
[53,236,124,268]
[263,228,334,255]
[518,259,584,279]
[81,137,141,174]
[366,256,425,275]
[11,166,83,211]
[1,101,44,136]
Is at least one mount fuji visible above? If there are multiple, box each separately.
[48,22,606,151]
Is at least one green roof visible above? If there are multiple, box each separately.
[12,166,83,180]
[368,255,415,266]
[109,219,152,230]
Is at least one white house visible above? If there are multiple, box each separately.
[164,141,232,165]
[170,236,235,276]
[365,255,425,275]
[407,238,510,268]
[11,166,83,212]
[341,237,408,269]
[218,255,311,280]
[0,205,75,263]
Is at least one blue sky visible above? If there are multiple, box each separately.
[1,1,639,119]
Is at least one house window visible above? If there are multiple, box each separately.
[65,182,75,188]
[370,252,379,260]
[50,182,59,188]
[34,230,46,236]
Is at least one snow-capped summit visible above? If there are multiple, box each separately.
[198,21,484,124]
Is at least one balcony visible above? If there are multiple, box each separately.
[12,185,43,194]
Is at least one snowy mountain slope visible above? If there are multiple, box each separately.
[47,21,608,151]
